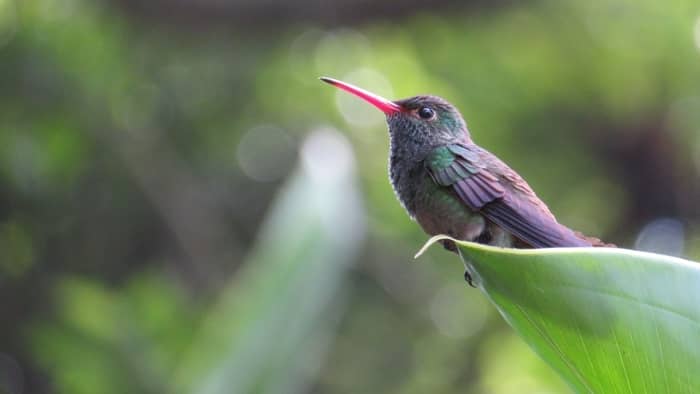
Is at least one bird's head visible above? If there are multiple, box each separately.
[320,77,471,147]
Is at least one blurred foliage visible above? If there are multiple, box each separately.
[1,0,699,393]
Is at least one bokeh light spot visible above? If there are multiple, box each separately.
[314,29,372,77]
[288,28,324,83]
[635,217,685,257]
[335,68,394,129]
[301,126,355,183]
[37,0,78,22]
[236,125,296,182]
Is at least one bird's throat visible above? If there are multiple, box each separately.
[387,134,433,217]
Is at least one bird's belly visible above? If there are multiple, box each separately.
[412,179,486,241]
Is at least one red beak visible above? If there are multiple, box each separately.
[320,77,402,114]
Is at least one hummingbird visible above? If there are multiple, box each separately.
[320,77,610,282]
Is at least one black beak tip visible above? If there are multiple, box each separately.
[319,76,336,85]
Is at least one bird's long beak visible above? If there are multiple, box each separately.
[319,77,402,114]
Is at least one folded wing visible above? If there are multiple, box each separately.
[426,144,591,248]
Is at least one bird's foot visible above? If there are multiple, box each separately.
[464,270,476,288]
[441,239,457,253]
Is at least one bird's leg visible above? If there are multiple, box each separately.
[464,270,475,287]
[439,239,475,287]
[441,239,457,252]
[475,229,492,245]
[455,245,477,288]
[441,238,477,287]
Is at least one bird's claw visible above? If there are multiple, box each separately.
[464,270,476,288]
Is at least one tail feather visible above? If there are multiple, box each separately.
[512,230,615,249]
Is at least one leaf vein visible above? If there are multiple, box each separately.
[514,303,595,393]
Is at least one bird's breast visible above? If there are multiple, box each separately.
[389,159,483,234]
[388,151,462,219]
[389,158,486,240]
[388,154,425,217]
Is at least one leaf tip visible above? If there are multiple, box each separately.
[414,234,455,259]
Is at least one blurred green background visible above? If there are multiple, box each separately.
[2,0,700,393]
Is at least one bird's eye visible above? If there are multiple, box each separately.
[417,107,436,120]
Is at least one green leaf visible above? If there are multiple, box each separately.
[418,236,700,394]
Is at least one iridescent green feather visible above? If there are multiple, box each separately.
[426,145,478,186]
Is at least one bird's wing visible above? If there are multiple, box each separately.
[425,144,591,248]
